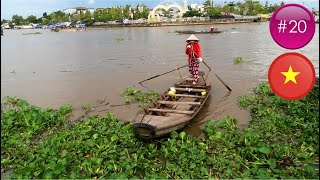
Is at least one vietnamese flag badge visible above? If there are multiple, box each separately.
[268,52,316,100]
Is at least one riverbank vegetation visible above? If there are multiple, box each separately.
[2,0,283,27]
[121,87,159,108]
[1,83,318,179]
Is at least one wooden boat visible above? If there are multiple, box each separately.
[176,30,223,34]
[50,27,60,32]
[133,71,211,140]
[51,27,86,32]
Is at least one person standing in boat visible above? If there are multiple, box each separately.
[185,34,203,85]
[210,26,214,32]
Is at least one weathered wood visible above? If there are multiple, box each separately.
[177,84,208,88]
[174,87,207,92]
[133,71,212,140]
[158,101,201,105]
[165,93,205,98]
[147,108,194,114]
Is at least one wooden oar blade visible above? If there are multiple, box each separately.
[137,64,188,84]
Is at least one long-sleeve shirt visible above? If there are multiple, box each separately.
[185,43,202,64]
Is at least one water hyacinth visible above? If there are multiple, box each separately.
[234,56,243,64]
[1,84,318,179]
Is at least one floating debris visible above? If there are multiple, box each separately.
[22,32,42,35]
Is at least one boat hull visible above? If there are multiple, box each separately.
[133,72,211,140]
[51,28,86,32]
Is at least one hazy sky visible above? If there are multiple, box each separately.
[1,0,319,19]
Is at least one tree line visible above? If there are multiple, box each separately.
[1,0,284,26]
[184,0,284,18]
[1,4,149,26]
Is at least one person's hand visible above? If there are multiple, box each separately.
[187,45,191,49]
[198,57,203,62]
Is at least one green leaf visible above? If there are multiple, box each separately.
[43,171,53,179]
[257,168,271,179]
[190,163,196,169]
[1,159,10,164]
[93,133,98,139]
[33,170,42,177]
[86,139,95,147]
[170,131,179,139]
[258,146,270,154]
[199,142,206,149]
[294,161,303,166]
[267,158,276,169]
[179,132,186,139]
[111,135,119,142]
[61,150,68,157]
[200,167,209,175]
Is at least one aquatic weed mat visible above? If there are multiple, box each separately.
[1,97,72,173]
[1,83,319,179]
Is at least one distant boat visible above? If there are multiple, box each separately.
[51,27,86,32]
[21,25,33,29]
[315,15,319,23]
[176,30,223,34]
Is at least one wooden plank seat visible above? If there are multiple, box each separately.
[165,93,205,98]
[147,108,194,114]
[174,87,207,92]
[177,84,208,88]
[157,101,201,105]
[186,78,195,81]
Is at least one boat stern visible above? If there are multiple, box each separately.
[133,123,157,140]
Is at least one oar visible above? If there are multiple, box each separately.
[138,64,188,85]
[188,48,232,92]
[202,60,232,91]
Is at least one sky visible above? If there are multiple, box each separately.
[1,0,319,19]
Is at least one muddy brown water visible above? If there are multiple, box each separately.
[1,22,319,136]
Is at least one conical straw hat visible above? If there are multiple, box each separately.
[186,34,199,41]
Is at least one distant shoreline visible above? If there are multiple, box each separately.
[89,20,268,28]
[2,20,268,30]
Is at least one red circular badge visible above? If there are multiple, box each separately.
[268,52,316,100]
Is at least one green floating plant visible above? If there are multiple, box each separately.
[234,56,243,64]
[121,87,159,108]
[115,38,125,42]
[1,83,318,179]
[81,103,92,112]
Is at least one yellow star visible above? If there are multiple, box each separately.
[281,65,300,84]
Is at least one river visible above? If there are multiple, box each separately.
[1,22,319,136]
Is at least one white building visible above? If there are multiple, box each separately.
[63,7,95,15]
[21,24,33,29]
[312,8,319,22]
[190,4,198,9]
[189,4,204,12]
[1,23,10,29]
